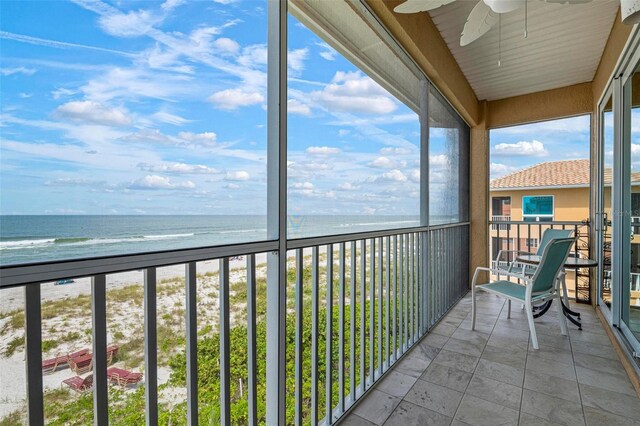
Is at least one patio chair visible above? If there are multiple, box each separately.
[68,353,93,375]
[107,367,143,388]
[494,228,573,273]
[68,348,90,359]
[42,354,69,374]
[62,374,93,393]
[471,237,575,349]
[42,348,90,374]
[106,344,119,365]
[495,228,573,317]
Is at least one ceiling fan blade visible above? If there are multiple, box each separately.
[394,0,457,13]
[460,0,499,46]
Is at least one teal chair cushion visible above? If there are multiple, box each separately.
[480,281,551,301]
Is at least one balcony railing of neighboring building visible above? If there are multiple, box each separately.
[0,222,469,425]
[487,219,591,303]
[490,215,512,231]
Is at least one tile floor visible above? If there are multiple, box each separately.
[339,292,640,426]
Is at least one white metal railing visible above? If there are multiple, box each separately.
[491,215,511,230]
[0,223,469,425]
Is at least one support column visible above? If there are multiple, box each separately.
[266,0,287,424]
[470,101,490,285]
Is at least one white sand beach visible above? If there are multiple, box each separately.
[0,254,271,419]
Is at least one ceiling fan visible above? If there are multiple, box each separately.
[394,0,593,47]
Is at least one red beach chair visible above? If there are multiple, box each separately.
[62,374,93,393]
[107,367,143,388]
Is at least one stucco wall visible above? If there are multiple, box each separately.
[487,83,593,130]
[490,187,591,222]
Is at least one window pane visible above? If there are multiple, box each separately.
[429,87,469,225]
[0,1,267,266]
[522,196,553,216]
[286,3,422,239]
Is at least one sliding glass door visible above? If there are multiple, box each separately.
[597,39,640,360]
[597,90,614,312]
[621,62,640,351]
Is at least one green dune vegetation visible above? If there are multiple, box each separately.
[1,252,424,425]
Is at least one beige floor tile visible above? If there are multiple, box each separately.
[465,374,522,410]
[454,394,519,426]
[420,362,473,392]
[520,389,585,426]
[404,379,463,417]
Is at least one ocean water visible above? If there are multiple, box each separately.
[0,215,426,266]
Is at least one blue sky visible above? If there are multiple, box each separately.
[489,114,591,180]
[0,0,589,217]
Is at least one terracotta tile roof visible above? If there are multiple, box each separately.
[490,160,591,190]
[490,159,640,190]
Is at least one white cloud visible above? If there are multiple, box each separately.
[98,8,163,38]
[369,156,397,169]
[224,170,250,181]
[430,154,448,167]
[138,162,219,174]
[337,182,360,191]
[306,146,341,155]
[208,88,264,110]
[81,67,194,103]
[52,88,79,99]
[493,140,548,157]
[152,111,192,126]
[237,44,267,69]
[338,129,350,137]
[54,100,132,126]
[291,181,314,189]
[490,162,518,177]
[213,37,240,54]
[288,48,308,74]
[288,99,311,116]
[225,183,240,189]
[45,178,103,186]
[409,169,420,183]
[18,93,32,99]
[291,189,336,199]
[376,169,407,183]
[129,175,195,190]
[312,71,397,115]
[0,66,36,76]
[316,42,337,61]
[178,131,217,145]
[161,0,185,10]
[380,147,413,155]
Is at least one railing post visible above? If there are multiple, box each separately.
[246,255,258,426]
[92,274,108,426]
[220,258,231,426]
[25,285,43,426]
[144,268,158,426]
[185,263,198,425]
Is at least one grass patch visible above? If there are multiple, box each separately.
[3,335,24,357]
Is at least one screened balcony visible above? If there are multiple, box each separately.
[1,0,640,425]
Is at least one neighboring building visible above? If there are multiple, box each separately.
[490,159,592,224]
[490,160,592,267]
[489,159,640,304]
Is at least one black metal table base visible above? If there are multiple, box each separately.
[532,300,582,330]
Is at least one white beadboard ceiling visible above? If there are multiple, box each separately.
[427,0,619,101]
